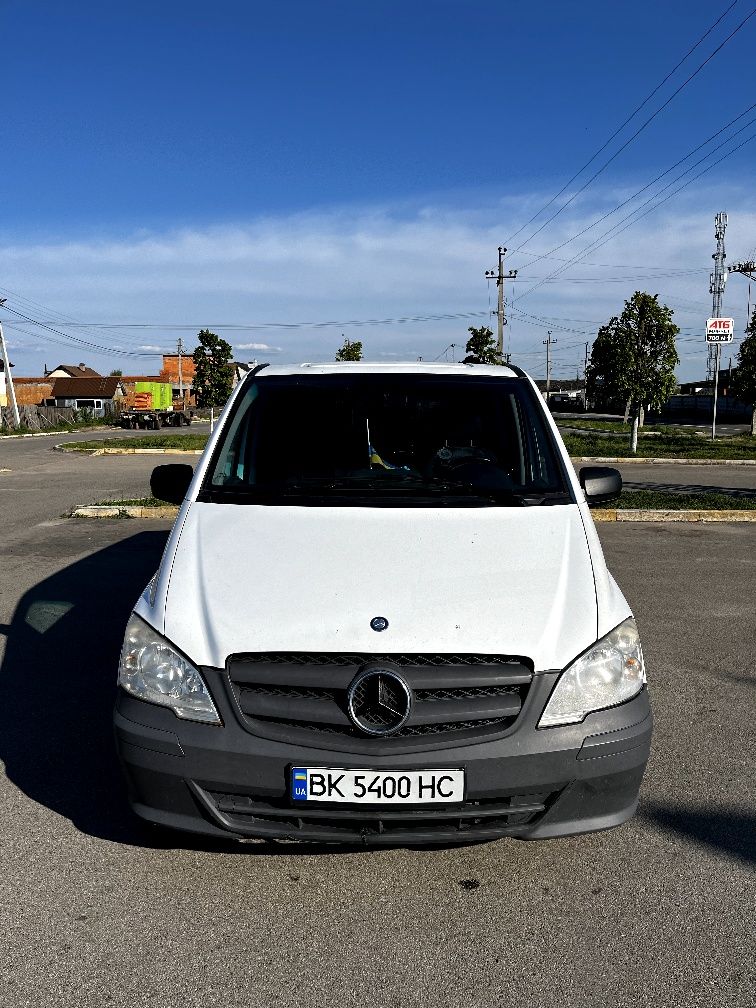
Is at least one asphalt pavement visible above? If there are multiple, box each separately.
[0,429,754,1008]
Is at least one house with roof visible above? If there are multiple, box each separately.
[48,376,126,416]
[46,363,103,379]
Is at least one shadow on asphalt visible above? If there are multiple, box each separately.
[639,800,756,864]
[0,530,489,857]
[0,531,169,847]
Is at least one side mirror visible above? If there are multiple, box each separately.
[579,466,622,506]
[151,464,194,505]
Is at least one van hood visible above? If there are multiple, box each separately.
[160,503,598,672]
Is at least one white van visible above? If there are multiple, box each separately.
[114,362,651,843]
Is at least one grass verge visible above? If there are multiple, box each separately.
[563,431,756,460]
[62,434,209,451]
[557,419,690,435]
[617,490,756,510]
[95,497,170,507]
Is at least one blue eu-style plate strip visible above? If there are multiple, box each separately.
[291,768,308,801]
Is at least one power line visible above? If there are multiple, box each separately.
[502,1,740,247]
[510,102,756,273]
[507,5,755,253]
[0,305,163,358]
[5,309,494,332]
[515,127,756,303]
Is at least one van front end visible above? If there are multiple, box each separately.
[115,364,652,844]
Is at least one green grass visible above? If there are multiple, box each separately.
[563,430,756,460]
[62,434,209,451]
[616,490,756,510]
[557,419,689,435]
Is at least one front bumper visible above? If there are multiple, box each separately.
[114,670,652,844]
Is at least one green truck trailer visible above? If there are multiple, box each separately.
[119,381,193,429]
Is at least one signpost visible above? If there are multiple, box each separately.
[706,317,734,343]
[706,318,734,440]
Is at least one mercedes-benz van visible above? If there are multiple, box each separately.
[114,362,652,843]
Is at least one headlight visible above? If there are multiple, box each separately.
[118,613,221,724]
[538,618,646,728]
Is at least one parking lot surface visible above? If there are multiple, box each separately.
[0,436,754,1007]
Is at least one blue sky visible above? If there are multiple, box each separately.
[2,0,755,380]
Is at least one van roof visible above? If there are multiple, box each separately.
[256,361,523,378]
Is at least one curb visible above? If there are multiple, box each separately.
[571,456,756,466]
[55,444,203,455]
[591,508,756,522]
[93,447,204,456]
[71,504,756,523]
[73,505,180,519]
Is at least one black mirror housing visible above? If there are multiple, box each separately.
[151,464,194,505]
[579,466,622,506]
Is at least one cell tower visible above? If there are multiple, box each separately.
[707,212,728,382]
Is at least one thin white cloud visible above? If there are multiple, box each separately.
[1,185,753,381]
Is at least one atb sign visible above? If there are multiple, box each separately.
[706,317,734,343]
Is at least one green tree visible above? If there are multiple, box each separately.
[192,329,234,408]
[585,318,632,410]
[109,368,123,376]
[335,337,363,361]
[591,292,679,452]
[731,305,756,436]
[464,326,502,365]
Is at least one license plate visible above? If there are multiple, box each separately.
[290,767,465,804]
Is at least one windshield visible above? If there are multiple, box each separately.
[200,374,572,507]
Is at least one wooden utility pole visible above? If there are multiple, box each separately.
[0,301,21,427]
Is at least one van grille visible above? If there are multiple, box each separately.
[225,652,533,754]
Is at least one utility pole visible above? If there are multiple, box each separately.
[709,212,727,440]
[543,331,557,402]
[177,337,184,406]
[485,247,518,361]
[0,300,21,428]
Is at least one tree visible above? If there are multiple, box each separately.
[464,326,502,365]
[109,368,123,376]
[335,338,363,361]
[585,318,632,411]
[731,305,756,436]
[588,290,677,451]
[192,329,233,408]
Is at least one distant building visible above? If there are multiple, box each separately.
[9,377,55,406]
[46,363,102,379]
[160,354,196,406]
[48,376,126,415]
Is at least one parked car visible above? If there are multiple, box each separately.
[114,361,651,844]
